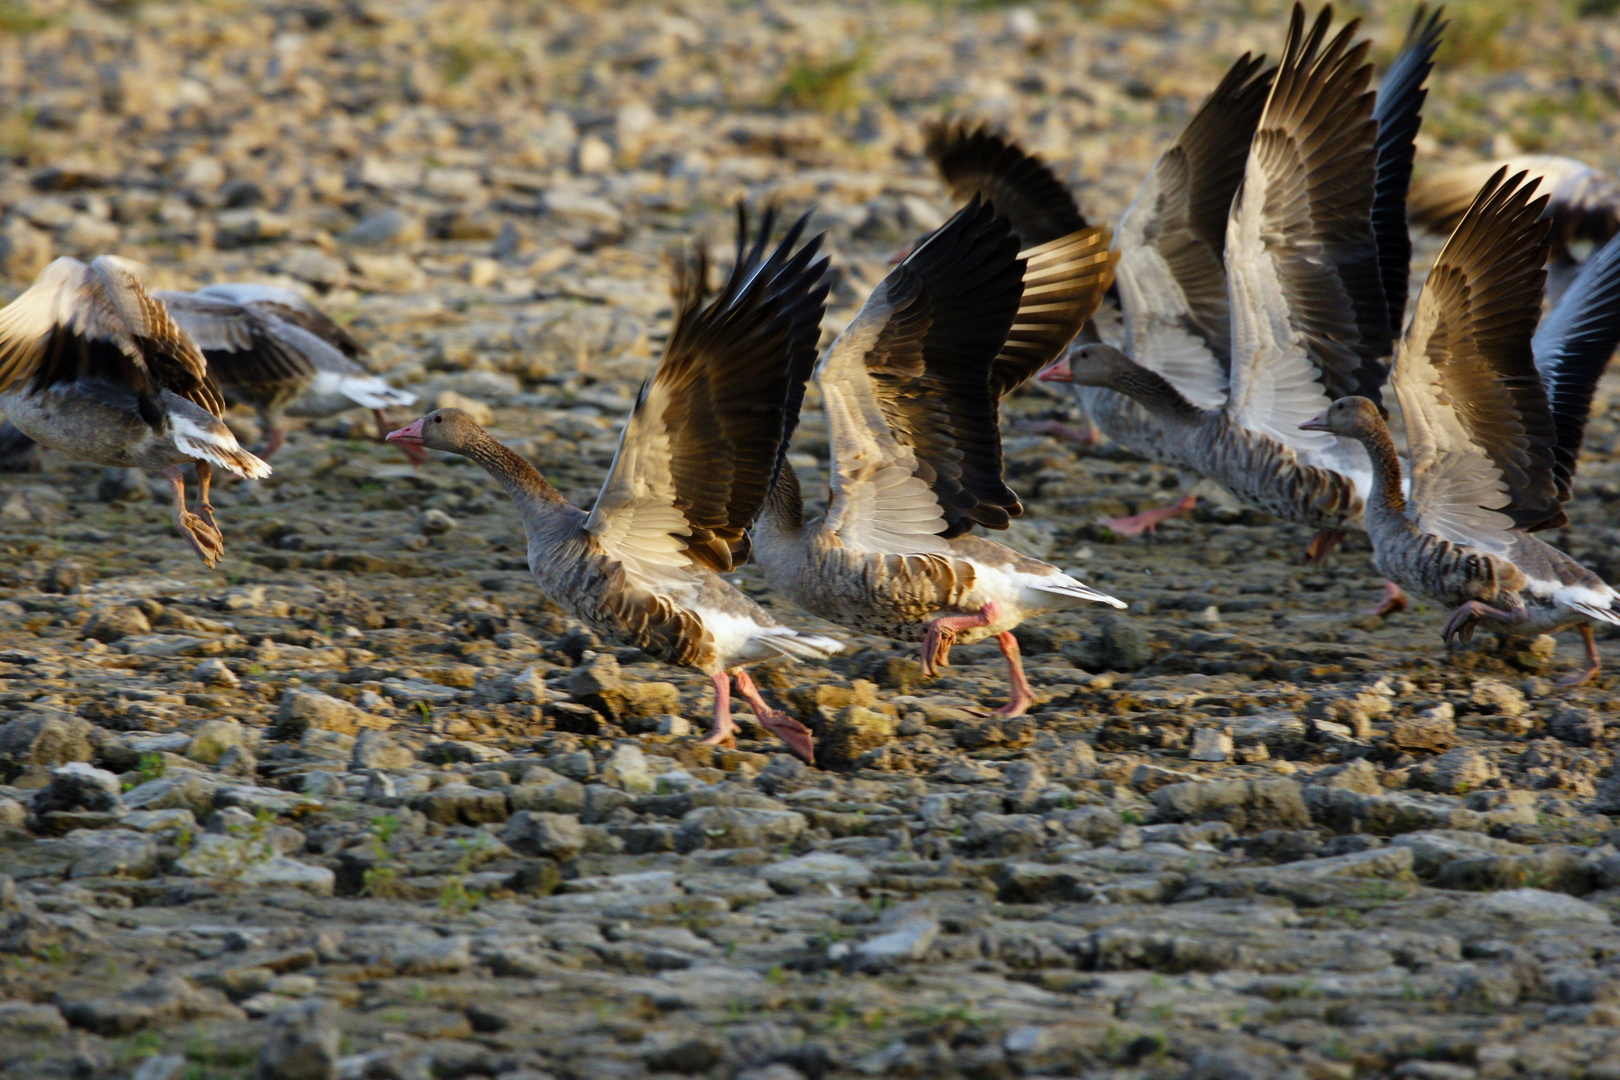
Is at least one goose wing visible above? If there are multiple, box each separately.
[1411,155,1620,251]
[1225,4,1391,464]
[1530,230,1620,503]
[1395,168,1560,554]
[1114,50,1275,409]
[924,122,1089,247]
[585,209,829,579]
[0,255,225,417]
[157,291,332,390]
[195,283,368,359]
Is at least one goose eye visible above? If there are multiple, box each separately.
[434,416,442,423]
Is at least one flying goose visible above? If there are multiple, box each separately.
[752,198,1124,717]
[0,256,270,567]
[157,283,424,464]
[1410,154,1620,304]
[1039,5,1403,560]
[927,50,1275,535]
[1303,168,1620,686]
[388,210,839,761]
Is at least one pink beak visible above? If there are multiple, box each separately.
[386,418,427,445]
[1038,356,1072,383]
[1299,411,1331,433]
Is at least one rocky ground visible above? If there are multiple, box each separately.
[3,1,1620,1078]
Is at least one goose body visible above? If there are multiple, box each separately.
[0,256,269,567]
[1305,168,1620,685]
[158,284,421,463]
[390,210,840,760]
[754,198,1123,716]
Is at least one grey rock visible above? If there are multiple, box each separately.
[132,1054,187,1080]
[1468,888,1612,927]
[273,689,379,739]
[412,783,508,825]
[504,810,585,859]
[470,664,548,706]
[1098,614,1153,670]
[82,604,151,642]
[1470,678,1527,717]
[675,806,807,852]
[122,773,218,818]
[256,998,341,1080]
[1188,726,1233,762]
[349,729,415,772]
[187,719,245,765]
[0,712,92,767]
[62,973,243,1035]
[1410,747,1499,794]
[1549,702,1604,746]
[508,775,586,814]
[191,658,240,687]
[762,852,873,894]
[0,1001,67,1036]
[1151,778,1309,831]
[394,934,472,975]
[601,742,656,793]
[36,761,124,814]
[42,828,158,878]
[0,485,66,524]
[0,798,23,830]
[850,903,940,971]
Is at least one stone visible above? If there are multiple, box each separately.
[675,806,807,852]
[256,998,341,1080]
[1469,678,1527,717]
[471,664,548,706]
[46,828,158,878]
[62,973,243,1036]
[0,485,66,524]
[508,775,587,815]
[1469,888,1612,927]
[412,783,509,825]
[273,688,388,738]
[762,852,874,894]
[187,719,245,765]
[0,712,92,766]
[122,773,218,818]
[850,903,940,971]
[1098,614,1153,670]
[349,729,415,772]
[1188,726,1233,762]
[816,705,895,768]
[36,762,124,814]
[601,743,656,793]
[420,508,457,535]
[394,934,473,975]
[568,652,628,718]
[340,207,422,246]
[1410,747,1499,794]
[82,604,151,642]
[1393,705,1456,752]
[191,659,240,688]
[503,811,585,859]
[0,1002,67,1037]
[1151,778,1309,831]
[1549,702,1604,746]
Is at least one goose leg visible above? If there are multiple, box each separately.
[261,427,286,459]
[701,672,738,748]
[194,462,218,537]
[163,466,224,569]
[1440,601,1522,645]
[1370,581,1408,618]
[921,600,1000,677]
[378,408,429,465]
[1099,492,1196,537]
[1303,529,1346,565]
[732,669,815,764]
[993,632,1036,717]
[1558,624,1602,688]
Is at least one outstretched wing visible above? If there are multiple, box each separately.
[1395,168,1559,554]
[585,209,830,578]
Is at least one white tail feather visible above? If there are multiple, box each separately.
[757,629,844,661]
[1031,576,1127,609]
[335,374,416,410]
[170,414,272,479]
[1570,601,1620,627]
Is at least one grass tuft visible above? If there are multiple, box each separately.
[772,48,870,111]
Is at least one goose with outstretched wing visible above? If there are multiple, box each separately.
[0,256,269,568]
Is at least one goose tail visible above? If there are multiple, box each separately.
[332,373,416,411]
[755,627,844,661]
[1027,572,1127,610]
[170,414,272,480]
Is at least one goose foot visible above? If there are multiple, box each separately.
[921,601,1000,677]
[1099,493,1196,537]
[701,671,738,748]
[992,631,1036,717]
[1013,418,1098,446]
[1303,529,1346,565]
[732,669,815,762]
[194,462,218,535]
[377,409,428,466]
[165,466,224,569]
[1440,601,1522,645]
[1557,625,1602,689]
[1370,581,1408,619]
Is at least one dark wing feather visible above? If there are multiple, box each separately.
[159,293,322,392]
[1531,229,1620,502]
[988,226,1116,397]
[1372,4,1444,337]
[924,122,1088,247]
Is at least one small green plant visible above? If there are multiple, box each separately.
[436,834,491,913]
[772,47,870,111]
[123,752,166,791]
[361,814,402,898]
[0,3,50,33]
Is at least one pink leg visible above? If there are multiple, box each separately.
[732,669,815,764]
[993,632,1036,717]
[194,462,218,535]
[1303,529,1346,565]
[1370,581,1408,618]
[1012,418,1099,446]
[1558,624,1602,688]
[702,672,738,747]
[378,409,428,466]
[261,427,286,459]
[1099,492,1196,537]
[1440,601,1523,645]
[163,466,224,569]
[921,600,1001,677]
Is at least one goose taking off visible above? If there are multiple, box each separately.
[1304,168,1620,686]
[160,283,424,465]
[752,197,1124,718]
[389,209,839,761]
[1041,5,1403,561]
[0,256,270,568]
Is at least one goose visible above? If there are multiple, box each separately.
[926,49,1274,536]
[1409,154,1620,304]
[387,210,839,761]
[158,283,425,465]
[1039,5,1409,563]
[0,256,270,567]
[1302,167,1620,686]
[752,197,1124,718]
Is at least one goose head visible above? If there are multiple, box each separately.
[1300,396,1385,440]
[386,408,484,454]
[1037,342,1135,387]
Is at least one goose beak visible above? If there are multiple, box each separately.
[386,418,427,446]
[1299,411,1331,433]
[1038,356,1072,383]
